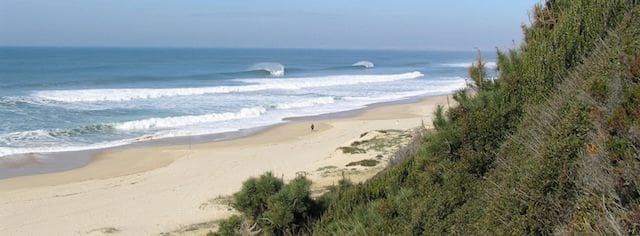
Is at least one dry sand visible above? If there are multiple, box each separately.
[0,95,450,235]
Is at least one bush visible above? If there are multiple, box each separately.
[217,173,317,235]
[232,172,283,220]
[432,105,447,130]
[208,215,242,236]
[262,176,314,233]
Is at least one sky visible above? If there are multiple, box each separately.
[0,0,539,51]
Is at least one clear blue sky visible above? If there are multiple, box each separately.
[0,0,539,50]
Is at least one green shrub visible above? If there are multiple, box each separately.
[220,173,318,235]
[209,215,242,236]
[262,176,314,233]
[468,51,493,91]
[433,105,447,130]
[232,172,283,220]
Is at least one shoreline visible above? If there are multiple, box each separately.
[0,93,448,180]
[0,94,451,235]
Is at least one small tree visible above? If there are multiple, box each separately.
[433,105,447,130]
[468,49,490,91]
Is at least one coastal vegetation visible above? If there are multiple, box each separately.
[211,0,640,234]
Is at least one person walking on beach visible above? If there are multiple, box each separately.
[311,123,315,132]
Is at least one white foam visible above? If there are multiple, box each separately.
[0,139,134,158]
[0,107,269,157]
[113,107,266,131]
[441,61,497,69]
[344,78,467,102]
[238,71,423,88]
[274,97,335,110]
[248,62,285,76]
[352,61,375,68]
[32,72,423,103]
[0,129,53,145]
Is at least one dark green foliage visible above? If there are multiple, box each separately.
[468,51,493,91]
[262,176,315,234]
[432,105,447,130]
[232,172,284,220]
[208,215,242,236]
[218,173,318,235]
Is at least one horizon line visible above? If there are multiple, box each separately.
[0,45,504,53]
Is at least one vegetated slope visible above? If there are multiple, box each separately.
[313,1,640,234]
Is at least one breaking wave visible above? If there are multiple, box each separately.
[248,62,285,77]
[113,107,266,131]
[352,61,374,68]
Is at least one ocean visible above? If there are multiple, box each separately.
[0,47,495,159]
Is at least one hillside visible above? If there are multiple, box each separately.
[211,1,640,235]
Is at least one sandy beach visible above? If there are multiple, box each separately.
[0,95,449,235]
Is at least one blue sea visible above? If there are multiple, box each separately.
[0,47,495,158]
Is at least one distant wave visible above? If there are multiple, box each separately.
[223,67,303,78]
[440,61,497,69]
[352,61,375,68]
[32,71,424,102]
[248,62,285,77]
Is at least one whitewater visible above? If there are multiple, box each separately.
[0,48,494,158]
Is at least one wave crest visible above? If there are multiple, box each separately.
[352,61,374,68]
[248,62,285,77]
[113,107,266,131]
